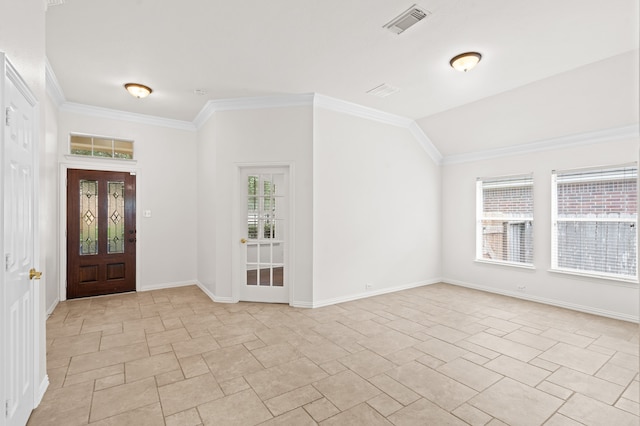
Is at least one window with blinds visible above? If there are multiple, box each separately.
[476,174,534,266]
[551,164,638,281]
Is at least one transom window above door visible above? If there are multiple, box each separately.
[70,134,134,159]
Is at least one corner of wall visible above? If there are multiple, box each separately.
[195,280,236,304]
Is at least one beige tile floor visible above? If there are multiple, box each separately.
[29,283,639,425]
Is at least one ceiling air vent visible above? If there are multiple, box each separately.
[383,4,431,34]
[367,83,400,98]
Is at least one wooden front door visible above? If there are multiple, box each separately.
[67,169,136,299]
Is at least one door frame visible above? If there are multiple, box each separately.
[0,52,43,425]
[58,159,139,302]
[232,162,295,304]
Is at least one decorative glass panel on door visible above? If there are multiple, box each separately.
[79,179,98,255]
[246,173,285,287]
[107,181,125,253]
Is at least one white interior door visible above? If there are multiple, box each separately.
[2,54,39,426]
[239,167,289,303]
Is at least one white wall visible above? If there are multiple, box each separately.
[48,98,640,321]
[198,106,314,305]
[56,111,198,292]
[44,94,59,313]
[312,108,441,304]
[442,137,639,321]
[196,116,217,298]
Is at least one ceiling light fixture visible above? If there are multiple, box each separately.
[450,52,482,72]
[124,83,152,98]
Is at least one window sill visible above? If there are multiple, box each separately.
[64,155,137,167]
[474,259,535,270]
[549,268,639,286]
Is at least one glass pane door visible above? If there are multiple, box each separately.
[246,173,285,288]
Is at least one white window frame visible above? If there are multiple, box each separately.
[551,163,638,283]
[476,174,534,268]
[69,133,135,160]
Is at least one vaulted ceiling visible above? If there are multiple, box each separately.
[46,0,639,156]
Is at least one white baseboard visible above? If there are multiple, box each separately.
[195,281,236,304]
[138,280,199,292]
[46,299,59,317]
[87,276,635,322]
[311,278,442,308]
[192,278,442,308]
[444,278,639,323]
[35,375,49,407]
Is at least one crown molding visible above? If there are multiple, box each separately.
[407,122,443,164]
[191,93,444,164]
[193,93,315,129]
[3,53,38,107]
[441,124,640,165]
[45,57,66,106]
[60,102,197,132]
[46,58,195,131]
[40,64,637,167]
[313,94,413,127]
[313,94,443,164]
[41,74,441,161]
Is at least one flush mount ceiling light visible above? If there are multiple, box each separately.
[124,83,152,98]
[450,52,482,72]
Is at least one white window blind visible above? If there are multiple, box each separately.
[476,174,534,266]
[551,164,637,281]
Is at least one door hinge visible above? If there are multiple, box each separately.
[5,254,10,271]
[5,400,8,417]
[5,106,14,127]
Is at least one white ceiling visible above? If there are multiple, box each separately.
[46,0,639,155]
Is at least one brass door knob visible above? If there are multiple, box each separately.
[29,268,42,280]
[240,238,247,244]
